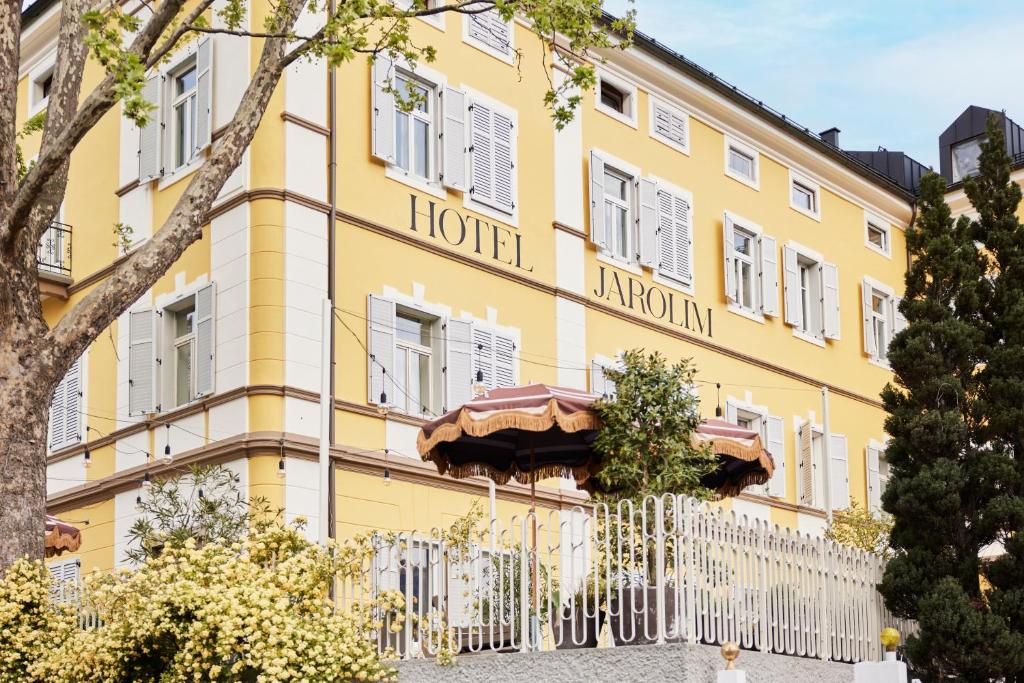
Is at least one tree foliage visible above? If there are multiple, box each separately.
[592,349,717,502]
[880,113,1024,681]
[823,501,892,559]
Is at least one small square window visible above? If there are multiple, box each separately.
[29,63,56,113]
[724,138,759,189]
[867,223,888,253]
[595,73,636,127]
[789,172,821,219]
[729,147,754,179]
[951,136,984,183]
[792,182,816,213]
[600,81,626,113]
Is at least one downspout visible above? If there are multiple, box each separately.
[326,0,338,541]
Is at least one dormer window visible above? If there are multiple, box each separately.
[951,136,984,182]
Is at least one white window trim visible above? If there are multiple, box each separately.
[786,240,828,346]
[393,0,446,30]
[157,43,205,191]
[724,135,760,190]
[461,10,515,64]
[384,61,449,199]
[590,147,642,267]
[648,174,695,294]
[647,96,689,155]
[864,211,893,259]
[461,85,519,227]
[27,50,57,116]
[788,169,821,221]
[594,69,638,129]
[725,210,765,323]
[153,276,213,413]
[596,250,643,276]
[864,275,896,368]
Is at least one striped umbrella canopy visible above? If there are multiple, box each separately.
[417,383,603,488]
[45,515,82,558]
[695,418,775,497]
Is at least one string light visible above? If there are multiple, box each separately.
[83,446,91,468]
[715,383,723,418]
[277,456,286,478]
[162,424,172,464]
[472,343,488,398]
[135,494,143,510]
[382,449,391,487]
[142,472,152,489]
[197,488,205,500]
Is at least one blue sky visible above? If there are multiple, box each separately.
[604,0,1024,168]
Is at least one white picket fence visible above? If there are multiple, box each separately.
[341,494,912,663]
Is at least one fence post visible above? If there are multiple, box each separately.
[818,536,830,661]
[654,496,667,644]
[520,516,532,651]
[758,519,769,654]
[683,495,698,645]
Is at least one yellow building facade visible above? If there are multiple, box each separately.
[21,2,925,579]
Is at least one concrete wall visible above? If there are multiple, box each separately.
[394,642,854,683]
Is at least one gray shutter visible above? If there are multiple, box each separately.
[367,295,396,405]
[893,295,908,334]
[589,151,607,248]
[783,245,802,328]
[494,332,516,388]
[799,422,814,506]
[138,74,162,182]
[441,86,467,191]
[128,308,156,415]
[444,318,474,410]
[195,37,212,153]
[637,178,658,266]
[829,434,849,510]
[472,326,495,388]
[63,357,82,447]
[760,234,779,317]
[194,283,215,398]
[766,415,786,498]
[652,100,687,149]
[48,367,67,450]
[469,100,494,206]
[823,262,841,340]
[862,280,877,358]
[492,109,514,212]
[371,57,395,162]
[723,214,736,304]
[866,446,881,511]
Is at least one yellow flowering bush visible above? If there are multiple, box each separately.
[0,560,77,682]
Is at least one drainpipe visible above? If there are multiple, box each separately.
[326,0,338,541]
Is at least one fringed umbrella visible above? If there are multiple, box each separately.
[45,515,82,558]
[695,418,775,497]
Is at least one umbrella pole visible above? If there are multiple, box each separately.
[529,442,539,647]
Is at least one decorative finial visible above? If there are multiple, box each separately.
[720,642,739,670]
[880,627,900,652]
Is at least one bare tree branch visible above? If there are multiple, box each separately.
[0,0,27,219]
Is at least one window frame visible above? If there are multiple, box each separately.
[379,62,448,200]
[393,0,446,30]
[951,135,984,183]
[863,276,896,367]
[724,211,769,324]
[461,7,515,64]
[732,225,759,315]
[724,136,760,190]
[27,51,57,116]
[786,241,828,347]
[393,307,437,417]
[648,97,690,155]
[168,57,200,172]
[392,71,437,185]
[166,297,198,409]
[590,148,641,270]
[864,212,892,258]
[788,170,821,221]
[594,70,638,129]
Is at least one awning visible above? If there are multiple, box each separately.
[695,418,775,497]
[45,515,81,558]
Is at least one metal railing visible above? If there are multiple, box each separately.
[340,494,913,663]
[37,221,72,277]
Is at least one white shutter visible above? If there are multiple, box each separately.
[893,296,908,334]
[766,415,786,497]
[492,109,514,213]
[799,422,814,506]
[62,357,82,448]
[637,178,658,266]
[195,37,212,153]
[590,361,615,398]
[759,234,779,317]
[471,326,495,388]
[783,245,802,328]
[469,100,494,206]
[194,283,215,398]
[589,151,607,248]
[441,86,467,191]
[671,192,692,283]
[444,319,474,411]
[138,74,162,182]
[829,434,849,510]
[866,446,882,512]
[862,280,877,358]
[651,100,687,150]
[468,10,511,54]
[48,367,67,451]
[48,558,80,604]
[371,57,395,162]
[367,295,396,405]
[723,214,736,304]
[128,308,157,415]
[724,399,738,424]
[823,262,840,340]
[493,332,516,388]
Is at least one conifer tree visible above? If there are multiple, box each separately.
[881,114,1024,681]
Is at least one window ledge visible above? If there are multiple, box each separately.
[595,250,642,275]
[727,303,766,325]
[28,100,48,118]
[792,328,826,348]
[462,35,515,65]
[865,242,892,260]
[724,168,759,191]
[652,271,694,296]
[385,165,448,201]
[158,154,206,192]
[867,356,892,371]
[790,204,821,222]
[463,194,518,228]
[595,102,638,129]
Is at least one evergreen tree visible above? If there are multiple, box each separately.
[881,114,1024,681]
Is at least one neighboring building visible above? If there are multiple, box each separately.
[23,2,921,578]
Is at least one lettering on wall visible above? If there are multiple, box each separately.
[594,265,713,338]
[409,194,533,272]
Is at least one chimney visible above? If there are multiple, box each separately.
[820,127,841,148]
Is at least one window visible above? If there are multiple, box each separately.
[951,136,984,182]
[138,38,212,183]
[649,99,689,154]
[594,72,637,126]
[466,95,517,217]
[48,356,83,452]
[724,138,759,189]
[603,168,632,261]
[590,357,619,398]
[653,183,694,286]
[464,8,513,62]
[865,215,891,257]
[588,151,641,264]
[861,279,905,364]
[867,443,889,512]
[367,294,517,414]
[783,244,839,342]
[789,171,821,220]
[48,558,80,604]
[28,54,56,114]
[798,422,823,507]
[127,283,216,416]
[393,73,434,182]
[723,212,779,319]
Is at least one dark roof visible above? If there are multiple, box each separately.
[843,150,930,195]
[607,16,916,201]
[939,106,1024,185]
[21,0,58,27]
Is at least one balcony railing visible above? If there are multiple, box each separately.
[37,221,72,277]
